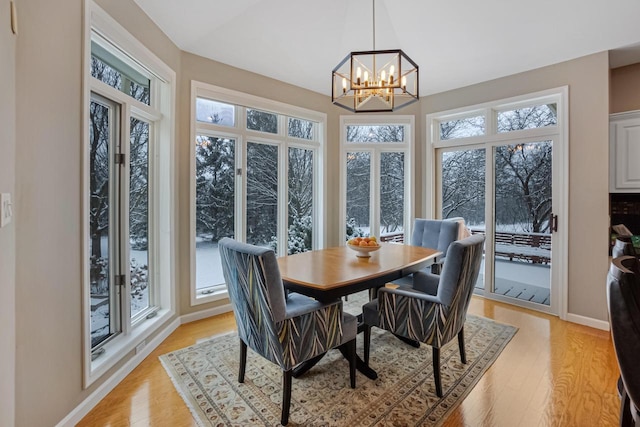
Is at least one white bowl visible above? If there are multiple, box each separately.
[347,243,381,258]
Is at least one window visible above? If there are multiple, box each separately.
[84,2,175,387]
[497,103,557,133]
[195,98,235,126]
[439,115,485,140]
[341,116,413,243]
[246,108,278,134]
[191,83,326,305]
[194,135,236,289]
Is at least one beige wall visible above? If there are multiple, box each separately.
[15,0,83,424]
[610,63,640,113]
[422,52,611,321]
[0,0,17,426]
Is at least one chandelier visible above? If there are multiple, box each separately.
[332,0,419,113]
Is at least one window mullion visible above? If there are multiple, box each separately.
[119,103,132,335]
[237,135,246,243]
[279,143,288,256]
[371,150,380,238]
[109,99,122,343]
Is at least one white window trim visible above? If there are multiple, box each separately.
[82,0,176,388]
[190,81,327,306]
[425,86,569,320]
[339,115,415,244]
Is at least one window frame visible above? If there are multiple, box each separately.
[190,82,326,305]
[339,115,414,244]
[82,0,176,388]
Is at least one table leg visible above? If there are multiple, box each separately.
[338,345,378,380]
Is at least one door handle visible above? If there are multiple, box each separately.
[550,213,558,232]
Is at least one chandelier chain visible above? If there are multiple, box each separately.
[372,0,376,50]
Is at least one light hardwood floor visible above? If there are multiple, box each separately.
[78,297,620,427]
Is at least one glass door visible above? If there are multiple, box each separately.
[492,141,554,309]
[439,139,558,314]
[440,148,486,291]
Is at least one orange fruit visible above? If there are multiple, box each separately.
[364,237,371,243]
[368,241,378,247]
[359,241,368,247]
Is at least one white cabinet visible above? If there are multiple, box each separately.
[610,111,640,192]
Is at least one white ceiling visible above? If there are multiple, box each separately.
[133,0,640,97]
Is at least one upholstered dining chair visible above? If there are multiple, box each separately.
[392,219,460,287]
[362,234,485,397]
[412,218,460,273]
[607,256,640,427]
[218,238,357,426]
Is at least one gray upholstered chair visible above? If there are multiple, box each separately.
[607,256,640,427]
[218,238,357,426]
[362,234,485,397]
[412,218,460,273]
[393,219,460,287]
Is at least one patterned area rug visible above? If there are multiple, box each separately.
[160,293,517,426]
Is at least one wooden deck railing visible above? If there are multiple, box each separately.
[470,228,551,264]
[379,229,551,264]
[380,232,405,243]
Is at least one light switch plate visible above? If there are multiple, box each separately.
[1,193,12,227]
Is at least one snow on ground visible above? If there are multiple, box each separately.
[91,238,151,342]
[196,239,225,288]
[476,258,550,290]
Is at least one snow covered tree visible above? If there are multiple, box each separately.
[195,136,235,241]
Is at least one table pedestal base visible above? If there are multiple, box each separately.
[291,345,378,380]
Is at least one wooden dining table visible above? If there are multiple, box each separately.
[277,242,441,379]
[278,242,441,302]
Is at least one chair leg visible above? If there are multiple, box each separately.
[458,327,467,364]
[433,347,443,398]
[281,369,292,426]
[364,325,371,365]
[347,338,356,389]
[238,339,247,383]
[431,263,442,275]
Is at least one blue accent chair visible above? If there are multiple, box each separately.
[218,238,357,425]
[363,234,485,397]
[393,218,460,286]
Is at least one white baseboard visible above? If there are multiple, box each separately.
[55,317,181,427]
[181,303,232,324]
[56,305,233,426]
[565,312,610,331]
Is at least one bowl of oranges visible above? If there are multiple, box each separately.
[346,236,381,258]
